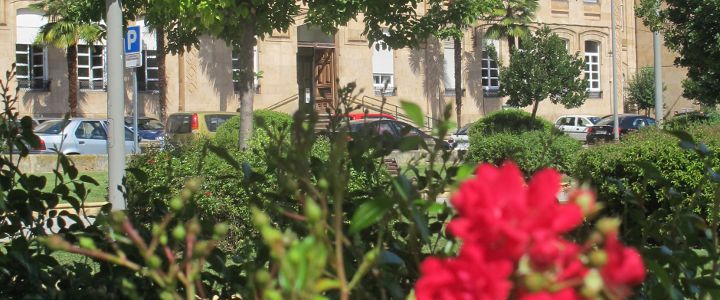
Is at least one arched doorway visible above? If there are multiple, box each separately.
[297,25,336,113]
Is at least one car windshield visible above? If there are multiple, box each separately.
[587,117,600,124]
[595,117,615,126]
[205,114,235,132]
[34,119,70,134]
[138,119,164,130]
[456,124,471,135]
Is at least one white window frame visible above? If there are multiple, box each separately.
[231,46,259,92]
[372,31,395,96]
[584,41,601,92]
[78,45,106,90]
[481,39,500,93]
[15,44,48,90]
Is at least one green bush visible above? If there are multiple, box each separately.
[664,109,720,131]
[468,109,554,136]
[574,125,720,227]
[466,130,581,175]
[213,110,293,147]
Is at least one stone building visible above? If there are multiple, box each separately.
[2,0,689,124]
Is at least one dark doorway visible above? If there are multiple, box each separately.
[297,25,337,113]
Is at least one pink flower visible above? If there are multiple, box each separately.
[602,233,646,298]
[415,244,513,300]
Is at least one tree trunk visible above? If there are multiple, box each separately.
[237,23,256,150]
[156,27,168,123]
[66,45,78,117]
[454,36,462,127]
[530,99,540,129]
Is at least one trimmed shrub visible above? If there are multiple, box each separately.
[574,124,720,226]
[466,130,581,175]
[213,109,293,147]
[664,109,720,131]
[468,109,554,136]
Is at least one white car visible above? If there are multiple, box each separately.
[554,115,600,142]
[448,124,471,151]
[33,119,139,155]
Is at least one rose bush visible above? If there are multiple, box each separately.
[416,163,645,300]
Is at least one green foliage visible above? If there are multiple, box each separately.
[499,26,588,118]
[664,109,720,131]
[466,130,581,175]
[574,125,720,226]
[483,0,539,48]
[32,0,104,48]
[626,68,665,113]
[636,0,720,106]
[213,110,292,147]
[468,109,554,136]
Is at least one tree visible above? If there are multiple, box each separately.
[626,68,665,115]
[143,0,499,149]
[32,0,104,117]
[637,0,720,106]
[484,0,539,49]
[499,27,588,121]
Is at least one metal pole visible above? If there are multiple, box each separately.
[106,0,126,210]
[653,21,663,126]
[610,0,620,141]
[132,68,139,153]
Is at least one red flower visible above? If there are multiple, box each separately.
[415,244,513,300]
[601,233,646,298]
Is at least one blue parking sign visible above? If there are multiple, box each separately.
[125,26,141,53]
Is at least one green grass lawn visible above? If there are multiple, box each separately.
[32,171,108,203]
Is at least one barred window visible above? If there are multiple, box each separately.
[584,41,601,92]
[137,50,159,91]
[15,44,47,90]
[78,45,105,90]
[231,46,259,92]
[481,39,500,92]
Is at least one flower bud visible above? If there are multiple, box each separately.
[172,225,186,241]
[187,219,201,235]
[146,255,162,269]
[169,197,183,212]
[255,269,271,285]
[569,189,597,216]
[213,223,229,238]
[193,241,211,258]
[159,233,168,246]
[318,178,329,190]
[596,217,621,235]
[589,250,608,268]
[582,269,604,297]
[523,273,546,292]
[253,209,270,227]
[305,199,322,222]
[185,177,203,193]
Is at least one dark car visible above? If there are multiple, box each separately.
[125,117,165,141]
[346,119,449,150]
[586,114,656,144]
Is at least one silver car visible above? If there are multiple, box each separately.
[554,115,600,142]
[33,119,139,155]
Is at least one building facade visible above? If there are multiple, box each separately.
[2,0,684,124]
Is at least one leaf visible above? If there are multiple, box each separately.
[455,164,475,182]
[349,198,394,234]
[645,259,674,296]
[666,130,695,146]
[401,101,424,128]
[79,175,99,186]
[378,250,405,266]
[126,167,148,183]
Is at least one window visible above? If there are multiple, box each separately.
[481,39,500,96]
[232,46,259,92]
[578,118,591,127]
[137,50,159,91]
[584,0,598,3]
[584,41,601,94]
[15,44,47,90]
[78,45,105,90]
[560,38,570,51]
[16,9,48,90]
[443,40,455,96]
[75,121,106,139]
[372,39,395,96]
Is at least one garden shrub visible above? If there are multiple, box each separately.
[213,109,293,147]
[466,130,581,175]
[467,109,554,136]
[574,125,720,230]
[664,109,720,131]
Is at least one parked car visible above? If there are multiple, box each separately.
[125,117,165,141]
[448,124,471,150]
[554,115,600,142]
[346,119,449,150]
[165,112,238,144]
[586,114,656,144]
[33,118,139,154]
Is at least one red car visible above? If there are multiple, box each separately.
[335,113,396,121]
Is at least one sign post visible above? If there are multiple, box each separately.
[125,25,142,154]
[107,0,125,210]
